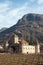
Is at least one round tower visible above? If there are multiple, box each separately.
[37,41,40,54]
[35,41,40,54]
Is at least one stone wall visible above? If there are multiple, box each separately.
[22,45,35,54]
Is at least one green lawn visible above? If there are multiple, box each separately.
[0,53,43,65]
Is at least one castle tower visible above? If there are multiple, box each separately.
[3,40,9,52]
[4,41,9,47]
[37,43,40,53]
[13,34,19,44]
[35,41,40,54]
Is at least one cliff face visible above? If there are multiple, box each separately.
[0,13,43,42]
[15,13,43,42]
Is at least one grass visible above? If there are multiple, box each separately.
[0,53,43,65]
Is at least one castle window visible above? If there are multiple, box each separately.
[28,48,29,49]
[27,52,28,54]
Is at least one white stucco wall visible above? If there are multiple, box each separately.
[0,45,3,49]
[15,37,19,43]
[5,41,9,47]
[22,45,35,54]
[6,43,9,47]
[14,35,19,44]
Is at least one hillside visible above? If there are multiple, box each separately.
[0,13,43,43]
[0,27,7,32]
[0,54,43,65]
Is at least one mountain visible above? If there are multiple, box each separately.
[0,27,7,32]
[0,13,43,43]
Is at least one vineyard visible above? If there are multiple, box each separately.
[0,53,43,65]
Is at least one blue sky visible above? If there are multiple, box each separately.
[0,0,43,28]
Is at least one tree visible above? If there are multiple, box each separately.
[27,40,37,45]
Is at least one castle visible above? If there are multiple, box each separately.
[0,34,41,54]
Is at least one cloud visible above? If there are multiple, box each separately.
[27,0,43,4]
[0,4,8,13]
[5,2,29,26]
[37,0,43,4]
[0,2,29,28]
[0,0,43,29]
[30,0,35,2]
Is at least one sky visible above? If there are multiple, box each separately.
[0,0,43,28]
